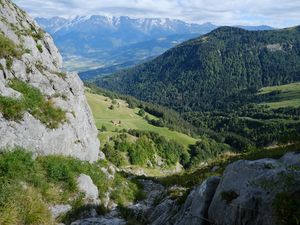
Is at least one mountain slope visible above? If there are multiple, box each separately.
[0,0,102,161]
[96,26,300,112]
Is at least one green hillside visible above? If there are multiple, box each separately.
[258,82,300,109]
[86,92,197,147]
[95,26,300,112]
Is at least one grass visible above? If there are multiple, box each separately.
[36,44,43,53]
[258,82,300,109]
[0,32,23,70]
[0,148,144,224]
[0,79,66,128]
[86,92,197,148]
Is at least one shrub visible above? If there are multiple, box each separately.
[128,136,156,166]
[138,109,145,117]
[0,96,25,120]
[36,44,43,53]
[0,32,22,59]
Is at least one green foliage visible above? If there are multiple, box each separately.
[110,174,145,206]
[0,79,66,128]
[0,96,25,120]
[273,191,300,225]
[100,125,108,131]
[138,109,145,117]
[128,136,156,166]
[157,143,300,189]
[53,71,67,79]
[0,32,26,70]
[103,130,190,168]
[85,84,199,138]
[0,148,144,224]
[0,32,22,58]
[102,143,127,167]
[189,137,229,167]
[36,44,43,53]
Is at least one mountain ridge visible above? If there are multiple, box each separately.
[36,16,274,72]
[95,25,300,112]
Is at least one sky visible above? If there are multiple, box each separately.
[12,0,300,28]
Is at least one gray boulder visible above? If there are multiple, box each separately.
[77,174,100,205]
[208,153,300,225]
[50,204,72,219]
[0,0,103,162]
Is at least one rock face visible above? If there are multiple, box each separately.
[147,152,300,225]
[174,176,220,225]
[0,0,102,161]
[208,153,300,225]
[77,174,100,205]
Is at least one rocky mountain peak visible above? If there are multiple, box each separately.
[0,0,103,161]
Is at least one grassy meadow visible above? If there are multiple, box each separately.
[86,92,197,148]
[259,82,300,109]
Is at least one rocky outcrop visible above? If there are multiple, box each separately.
[146,152,300,225]
[174,176,220,225]
[77,174,100,205]
[50,204,72,219]
[208,152,300,225]
[0,0,103,161]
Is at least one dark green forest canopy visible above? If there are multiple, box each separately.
[95,26,300,112]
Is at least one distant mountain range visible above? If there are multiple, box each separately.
[36,16,274,74]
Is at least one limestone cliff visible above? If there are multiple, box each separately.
[0,0,103,161]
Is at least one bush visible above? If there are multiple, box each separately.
[138,109,145,117]
[36,44,43,53]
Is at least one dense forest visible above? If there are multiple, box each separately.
[95,26,300,112]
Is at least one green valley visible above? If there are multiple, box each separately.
[86,91,197,147]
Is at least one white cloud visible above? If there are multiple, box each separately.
[12,0,300,27]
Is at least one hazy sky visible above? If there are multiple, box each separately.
[12,0,300,28]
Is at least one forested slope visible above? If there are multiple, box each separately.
[96,26,300,112]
